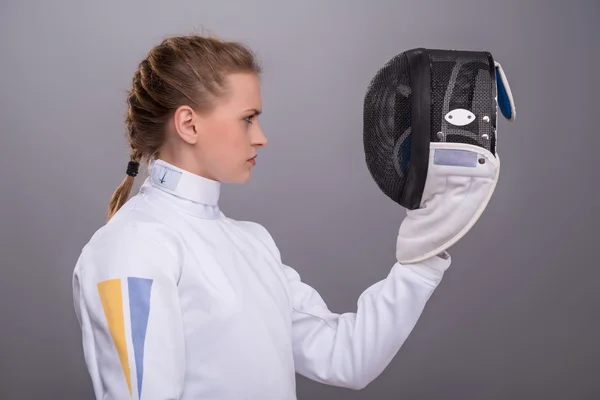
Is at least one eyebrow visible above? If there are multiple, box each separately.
[244,108,262,116]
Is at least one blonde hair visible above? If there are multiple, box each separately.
[107,34,262,221]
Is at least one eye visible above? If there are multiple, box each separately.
[243,115,255,124]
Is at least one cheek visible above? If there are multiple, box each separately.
[220,122,249,150]
[202,122,248,161]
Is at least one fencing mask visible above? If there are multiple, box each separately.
[363,48,515,263]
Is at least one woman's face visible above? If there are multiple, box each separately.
[167,71,267,183]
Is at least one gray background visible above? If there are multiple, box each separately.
[1,0,599,399]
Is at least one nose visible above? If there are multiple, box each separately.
[251,122,268,148]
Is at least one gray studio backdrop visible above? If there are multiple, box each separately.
[1,0,599,399]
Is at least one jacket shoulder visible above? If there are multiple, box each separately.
[74,208,185,283]
[227,218,282,261]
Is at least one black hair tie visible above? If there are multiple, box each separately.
[126,161,140,177]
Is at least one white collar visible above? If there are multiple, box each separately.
[139,158,222,219]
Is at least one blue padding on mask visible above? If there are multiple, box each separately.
[496,66,512,120]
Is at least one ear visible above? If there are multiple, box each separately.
[494,61,516,121]
[173,105,199,144]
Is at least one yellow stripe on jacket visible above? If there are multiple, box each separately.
[98,278,132,395]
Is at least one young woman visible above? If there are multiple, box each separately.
[72,34,451,400]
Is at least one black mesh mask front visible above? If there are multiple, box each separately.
[363,48,498,210]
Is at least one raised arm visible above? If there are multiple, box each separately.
[283,253,450,390]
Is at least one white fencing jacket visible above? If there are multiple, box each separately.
[72,159,451,400]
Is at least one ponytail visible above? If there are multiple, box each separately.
[107,151,141,222]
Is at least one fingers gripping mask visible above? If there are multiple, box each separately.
[363,48,515,263]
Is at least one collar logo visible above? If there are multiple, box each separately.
[152,165,182,191]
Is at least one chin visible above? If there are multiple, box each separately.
[224,170,252,184]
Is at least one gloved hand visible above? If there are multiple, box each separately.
[396,142,500,264]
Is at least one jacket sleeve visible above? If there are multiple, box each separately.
[72,223,185,400]
[251,222,451,391]
[283,254,450,390]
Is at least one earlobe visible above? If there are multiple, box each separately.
[173,105,199,144]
